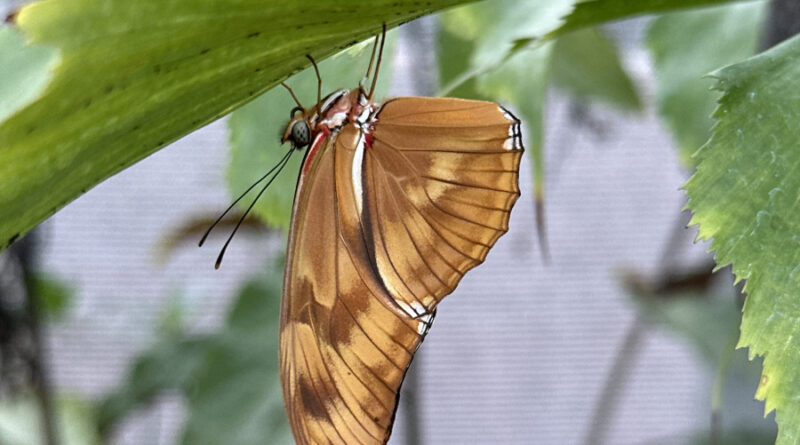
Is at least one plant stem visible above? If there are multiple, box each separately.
[27,285,59,445]
[581,314,647,445]
[13,233,59,445]
[582,207,693,444]
[710,324,739,445]
[402,357,422,445]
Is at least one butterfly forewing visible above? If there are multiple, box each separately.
[281,97,522,444]
[281,130,426,445]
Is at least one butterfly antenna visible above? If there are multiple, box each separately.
[306,55,322,114]
[368,23,387,102]
[199,148,293,248]
[281,82,305,111]
[213,149,295,269]
[363,31,380,88]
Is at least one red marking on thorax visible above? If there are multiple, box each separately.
[364,133,374,148]
[303,128,331,174]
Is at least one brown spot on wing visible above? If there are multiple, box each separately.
[298,377,329,421]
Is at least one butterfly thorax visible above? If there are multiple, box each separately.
[294,89,379,174]
[311,89,378,136]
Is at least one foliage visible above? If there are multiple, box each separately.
[28,271,72,320]
[3,0,800,443]
[547,0,756,37]
[0,0,473,250]
[550,27,641,112]
[0,396,101,445]
[99,259,290,445]
[0,26,57,123]
[647,1,767,164]
[685,33,800,443]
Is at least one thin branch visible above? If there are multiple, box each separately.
[13,232,60,445]
[582,208,693,444]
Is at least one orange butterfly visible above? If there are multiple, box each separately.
[204,24,523,445]
[278,26,522,444]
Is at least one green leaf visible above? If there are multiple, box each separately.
[646,1,767,165]
[0,0,473,251]
[96,336,210,435]
[638,294,741,365]
[438,0,576,94]
[180,259,290,445]
[687,429,776,445]
[550,27,641,111]
[0,25,58,123]
[0,396,101,445]
[437,17,481,99]
[28,271,72,319]
[547,0,758,38]
[685,33,800,442]
[98,259,290,444]
[227,36,394,230]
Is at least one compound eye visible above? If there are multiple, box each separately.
[291,121,310,147]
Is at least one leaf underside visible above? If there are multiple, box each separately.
[548,0,759,38]
[0,0,472,250]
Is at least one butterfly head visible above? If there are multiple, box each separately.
[282,106,312,149]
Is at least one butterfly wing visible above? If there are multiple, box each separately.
[362,97,523,316]
[281,129,426,445]
[280,97,523,445]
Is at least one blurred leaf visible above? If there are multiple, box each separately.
[437,19,481,99]
[227,36,394,230]
[646,1,767,165]
[637,292,741,365]
[0,0,473,251]
[551,27,641,112]
[546,0,757,38]
[684,33,800,442]
[28,271,71,319]
[0,25,58,123]
[689,429,775,445]
[439,0,576,94]
[99,259,290,444]
[97,336,210,435]
[180,258,290,445]
[0,395,101,445]
[647,428,775,445]
[155,291,188,337]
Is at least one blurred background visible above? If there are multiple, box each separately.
[0,0,789,444]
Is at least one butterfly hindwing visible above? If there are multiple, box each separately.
[363,97,523,316]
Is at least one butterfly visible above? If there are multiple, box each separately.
[203,24,523,445]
